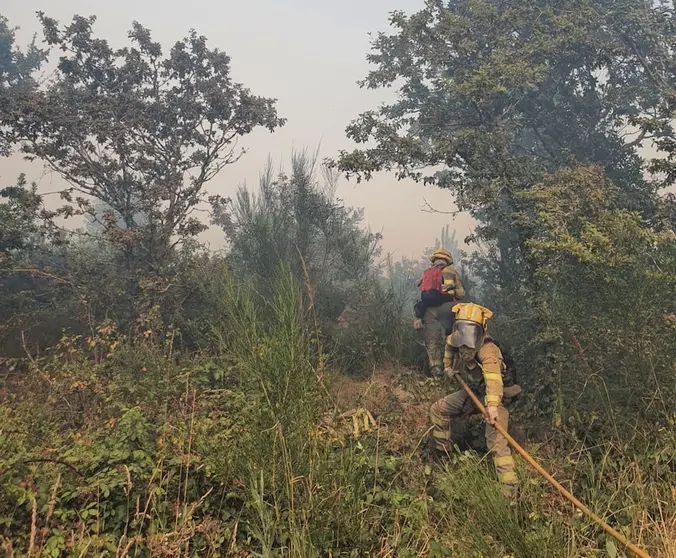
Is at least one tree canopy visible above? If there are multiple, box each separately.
[0,15,46,156]
[4,14,285,278]
[334,0,676,421]
[335,0,675,230]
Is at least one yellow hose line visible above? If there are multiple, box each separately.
[455,375,652,558]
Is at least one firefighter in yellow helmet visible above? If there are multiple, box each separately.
[429,302,521,498]
[413,248,465,375]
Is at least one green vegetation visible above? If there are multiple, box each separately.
[1,2,675,557]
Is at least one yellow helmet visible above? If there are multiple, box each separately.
[449,303,493,349]
[452,302,493,327]
[429,247,453,265]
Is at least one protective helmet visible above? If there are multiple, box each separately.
[429,247,453,265]
[449,303,493,349]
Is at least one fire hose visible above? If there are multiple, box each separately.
[455,375,651,558]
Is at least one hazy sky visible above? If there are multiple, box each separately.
[1,0,474,260]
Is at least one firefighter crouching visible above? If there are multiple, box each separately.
[429,302,522,498]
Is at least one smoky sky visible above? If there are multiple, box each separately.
[1,0,479,258]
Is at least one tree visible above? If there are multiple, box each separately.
[0,174,44,263]
[0,174,77,354]
[0,15,47,156]
[333,0,676,430]
[510,164,675,428]
[334,1,674,280]
[213,149,382,322]
[4,13,285,284]
[85,198,148,234]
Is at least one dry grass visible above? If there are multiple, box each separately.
[655,504,676,558]
[2,350,672,557]
[328,365,444,452]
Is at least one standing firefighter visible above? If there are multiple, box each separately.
[413,248,465,375]
[429,302,521,498]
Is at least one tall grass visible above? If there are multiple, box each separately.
[206,264,368,554]
[1,263,673,557]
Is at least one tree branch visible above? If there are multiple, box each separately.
[420,197,460,215]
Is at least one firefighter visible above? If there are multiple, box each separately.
[429,302,521,498]
[413,248,465,375]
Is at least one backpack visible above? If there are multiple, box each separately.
[418,266,446,308]
[420,266,443,293]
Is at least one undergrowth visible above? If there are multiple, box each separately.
[0,268,674,557]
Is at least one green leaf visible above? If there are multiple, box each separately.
[606,538,617,558]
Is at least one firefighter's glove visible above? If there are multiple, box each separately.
[413,318,423,330]
[443,367,459,381]
[486,405,499,425]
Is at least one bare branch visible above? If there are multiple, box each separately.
[420,197,460,216]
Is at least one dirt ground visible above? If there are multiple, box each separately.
[327,364,526,453]
[328,365,447,453]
